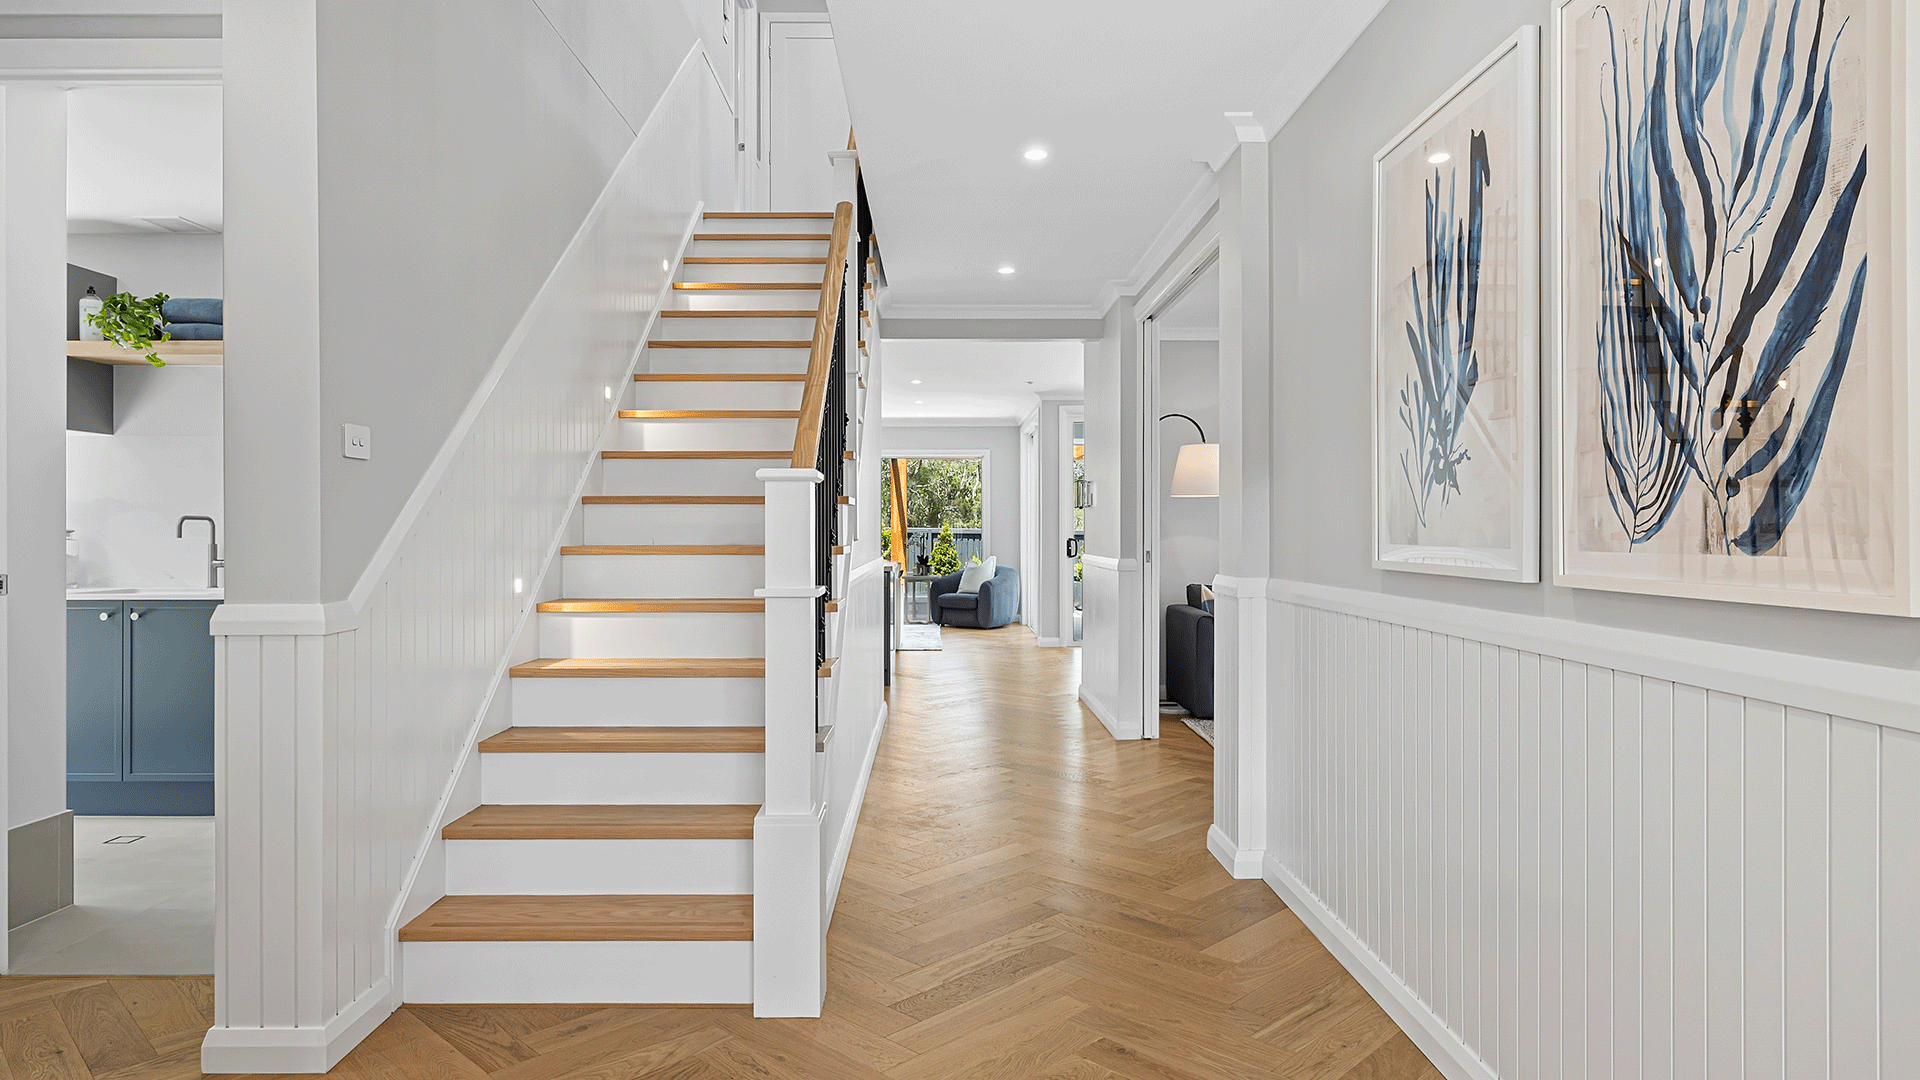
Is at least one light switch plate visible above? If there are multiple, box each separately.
[343,423,371,460]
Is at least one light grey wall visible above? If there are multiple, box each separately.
[65,232,222,299]
[1267,0,1920,669]
[880,424,1023,579]
[313,0,701,599]
[1157,338,1218,623]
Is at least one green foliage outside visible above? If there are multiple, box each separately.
[928,522,961,575]
[883,458,982,529]
[87,291,172,367]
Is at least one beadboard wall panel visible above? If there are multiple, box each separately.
[203,47,728,1073]
[822,560,888,918]
[1264,581,1920,1080]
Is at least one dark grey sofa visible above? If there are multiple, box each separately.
[1165,584,1214,718]
[930,565,1020,629]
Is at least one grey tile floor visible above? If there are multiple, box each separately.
[8,815,213,975]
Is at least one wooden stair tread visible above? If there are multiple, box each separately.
[702,211,834,219]
[536,597,764,613]
[660,309,816,318]
[633,372,808,382]
[443,804,758,840]
[600,449,788,459]
[673,282,818,290]
[619,409,799,419]
[561,545,764,556]
[510,657,765,678]
[399,894,752,942]
[648,340,812,348]
[582,494,764,505]
[695,233,831,241]
[479,726,766,753]
[684,257,826,265]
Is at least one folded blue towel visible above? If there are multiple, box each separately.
[163,322,222,340]
[161,297,222,325]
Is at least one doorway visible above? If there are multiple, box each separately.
[7,82,222,977]
[759,10,853,211]
[1140,256,1221,745]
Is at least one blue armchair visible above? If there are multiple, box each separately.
[929,565,1020,629]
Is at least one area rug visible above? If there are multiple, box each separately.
[898,623,943,651]
[1160,701,1214,746]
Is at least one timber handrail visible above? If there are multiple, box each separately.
[792,201,855,468]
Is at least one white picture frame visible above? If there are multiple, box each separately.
[1372,26,1543,582]
[1552,0,1919,615]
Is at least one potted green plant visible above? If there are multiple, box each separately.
[85,291,171,367]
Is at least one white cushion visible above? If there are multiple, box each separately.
[957,557,997,594]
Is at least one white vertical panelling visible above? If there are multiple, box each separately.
[203,47,727,1073]
[1261,583,1919,1080]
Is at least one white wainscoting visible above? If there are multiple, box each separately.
[822,559,888,922]
[1262,579,1920,1080]
[1078,554,1142,739]
[203,45,730,1074]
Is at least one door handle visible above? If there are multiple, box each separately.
[128,610,141,621]
[1066,538,1080,558]
[99,610,112,621]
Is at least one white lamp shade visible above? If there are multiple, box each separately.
[1169,442,1219,498]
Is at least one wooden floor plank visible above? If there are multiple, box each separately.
[51,984,157,1074]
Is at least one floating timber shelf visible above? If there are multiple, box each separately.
[66,340,222,366]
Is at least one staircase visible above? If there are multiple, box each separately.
[398,209,855,1007]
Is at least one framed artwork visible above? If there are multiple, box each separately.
[1555,0,1916,614]
[1373,27,1543,581]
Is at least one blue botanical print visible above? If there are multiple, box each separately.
[1592,0,1866,554]
[1399,131,1491,528]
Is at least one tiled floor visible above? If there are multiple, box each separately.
[7,815,213,975]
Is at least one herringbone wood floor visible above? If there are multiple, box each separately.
[0,624,1440,1079]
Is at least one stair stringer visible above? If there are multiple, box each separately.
[383,205,706,988]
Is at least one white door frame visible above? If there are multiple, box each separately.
[1059,406,1084,647]
[1019,413,1040,629]
[1134,243,1220,741]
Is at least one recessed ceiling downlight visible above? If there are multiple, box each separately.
[998,266,1016,275]
[1024,146,1049,161]
[910,379,923,384]
[1428,151,1451,164]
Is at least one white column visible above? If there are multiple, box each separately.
[1,84,72,941]
[1209,114,1271,879]
[754,467,825,1016]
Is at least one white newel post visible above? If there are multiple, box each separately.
[754,468,827,1016]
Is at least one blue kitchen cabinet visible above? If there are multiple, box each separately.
[68,599,218,815]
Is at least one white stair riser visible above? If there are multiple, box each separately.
[403,940,751,1004]
[652,315,815,341]
[612,417,798,451]
[667,289,820,311]
[445,838,752,895]
[539,611,764,659]
[512,675,765,727]
[702,215,833,234]
[688,239,829,259]
[481,752,764,804]
[633,381,803,411]
[644,352,812,376]
[681,261,827,284]
[562,553,765,598]
[600,458,773,496]
[583,503,761,546]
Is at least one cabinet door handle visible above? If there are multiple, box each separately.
[99,611,112,621]
[128,611,141,621]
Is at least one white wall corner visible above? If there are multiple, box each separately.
[1207,825,1263,880]
[200,979,396,1075]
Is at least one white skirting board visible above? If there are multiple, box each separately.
[823,699,888,931]
[1077,684,1130,741]
[1262,858,1493,1080]
[199,980,395,1075]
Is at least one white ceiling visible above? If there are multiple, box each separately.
[829,0,1387,318]
[67,84,223,234]
[881,340,1084,424]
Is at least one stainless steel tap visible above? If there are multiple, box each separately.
[177,515,223,588]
